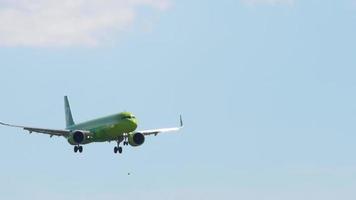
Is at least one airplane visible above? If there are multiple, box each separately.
[0,96,183,154]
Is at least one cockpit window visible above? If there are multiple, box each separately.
[122,115,135,120]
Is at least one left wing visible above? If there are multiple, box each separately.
[136,115,184,136]
[0,121,70,137]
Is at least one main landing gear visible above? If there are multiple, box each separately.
[114,146,122,154]
[74,145,83,153]
[114,138,122,153]
[114,135,129,154]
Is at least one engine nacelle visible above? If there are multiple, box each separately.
[128,132,145,147]
[68,131,90,145]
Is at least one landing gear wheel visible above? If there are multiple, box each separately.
[74,146,83,153]
[114,147,118,154]
[118,147,123,154]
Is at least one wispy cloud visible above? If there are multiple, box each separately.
[241,0,295,6]
[0,0,170,47]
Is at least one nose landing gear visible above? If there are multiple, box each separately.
[123,137,129,146]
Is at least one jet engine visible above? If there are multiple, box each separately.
[128,132,145,146]
[68,130,90,145]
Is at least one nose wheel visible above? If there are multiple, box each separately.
[74,145,83,153]
[123,138,128,146]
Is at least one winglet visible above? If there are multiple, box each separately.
[0,121,14,127]
[179,115,184,128]
[0,121,23,128]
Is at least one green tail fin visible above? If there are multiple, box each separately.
[64,96,75,128]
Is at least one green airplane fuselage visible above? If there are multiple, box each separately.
[66,112,138,145]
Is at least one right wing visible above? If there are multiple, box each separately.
[0,121,71,137]
[136,115,184,136]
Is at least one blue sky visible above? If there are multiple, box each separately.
[1,0,356,199]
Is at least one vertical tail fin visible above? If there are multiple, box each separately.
[64,96,75,128]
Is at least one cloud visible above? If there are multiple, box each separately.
[0,0,170,47]
[241,0,295,6]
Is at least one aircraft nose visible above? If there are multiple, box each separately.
[129,118,138,131]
